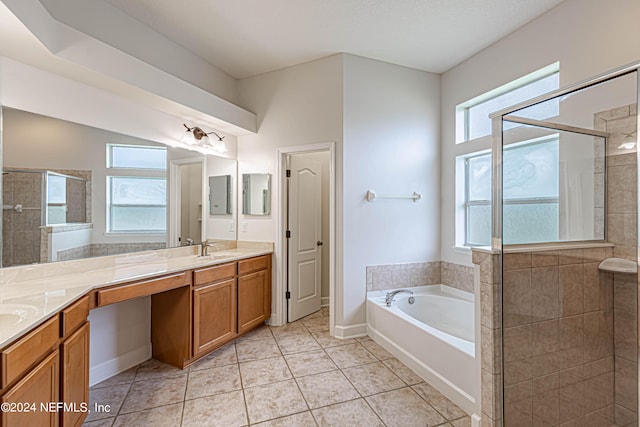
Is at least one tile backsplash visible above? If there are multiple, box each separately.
[366,260,473,293]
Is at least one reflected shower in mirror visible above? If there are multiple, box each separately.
[209,175,232,215]
[242,173,271,215]
[1,107,238,267]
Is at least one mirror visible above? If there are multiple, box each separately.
[242,173,271,215]
[1,107,238,267]
[209,175,232,215]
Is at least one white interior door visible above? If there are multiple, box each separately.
[288,155,322,322]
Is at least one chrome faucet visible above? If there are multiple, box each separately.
[385,289,414,306]
[200,241,215,257]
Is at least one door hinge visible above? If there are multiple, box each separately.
[286,230,291,238]
[286,169,291,178]
[285,291,291,299]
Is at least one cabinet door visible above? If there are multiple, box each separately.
[193,279,237,357]
[61,322,90,427]
[1,351,59,427]
[238,270,269,335]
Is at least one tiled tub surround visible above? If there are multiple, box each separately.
[0,241,273,348]
[474,244,638,427]
[83,310,473,427]
[366,261,474,293]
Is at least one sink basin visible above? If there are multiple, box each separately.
[196,254,234,261]
[0,304,39,327]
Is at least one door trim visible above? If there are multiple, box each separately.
[168,157,206,247]
[275,142,335,336]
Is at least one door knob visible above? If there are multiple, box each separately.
[317,241,323,246]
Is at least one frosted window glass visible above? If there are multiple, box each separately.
[110,177,166,205]
[503,203,559,244]
[503,140,559,199]
[467,73,559,140]
[47,175,66,204]
[47,206,66,225]
[467,205,491,246]
[467,155,491,201]
[109,145,167,170]
[110,207,166,231]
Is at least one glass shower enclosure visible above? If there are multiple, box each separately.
[488,64,639,426]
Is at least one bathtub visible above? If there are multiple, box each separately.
[366,285,477,415]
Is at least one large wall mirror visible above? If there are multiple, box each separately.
[1,107,238,267]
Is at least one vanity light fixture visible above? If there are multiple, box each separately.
[181,124,227,153]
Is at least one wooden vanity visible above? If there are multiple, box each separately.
[0,253,271,426]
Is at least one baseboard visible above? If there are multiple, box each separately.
[321,297,330,307]
[368,324,478,417]
[333,322,367,339]
[89,343,152,386]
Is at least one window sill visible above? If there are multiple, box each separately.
[104,232,166,237]
[452,246,472,254]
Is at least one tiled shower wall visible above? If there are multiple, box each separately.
[366,261,474,293]
[596,104,639,426]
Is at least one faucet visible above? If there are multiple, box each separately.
[385,289,414,306]
[200,241,214,256]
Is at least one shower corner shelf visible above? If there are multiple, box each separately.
[598,257,637,274]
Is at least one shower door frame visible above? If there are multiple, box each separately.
[489,60,640,424]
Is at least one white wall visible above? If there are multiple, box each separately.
[342,54,440,329]
[236,55,344,326]
[440,0,640,264]
[237,54,440,332]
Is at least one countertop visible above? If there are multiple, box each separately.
[0,243,273,349]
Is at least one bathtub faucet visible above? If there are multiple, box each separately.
[385,289,414,306]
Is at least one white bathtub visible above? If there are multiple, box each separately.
[366,284,477,415]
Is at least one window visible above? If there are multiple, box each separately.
[456,63,560,143]
[464,137,559,246]
[107,144,167,233]
[46,173,67,225]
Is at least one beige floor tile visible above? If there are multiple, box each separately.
[301,316,330,332]
[112,402,183,427]
[134,358,187,382]
[182,390,248,427]
[270,322,308,338]
[276,334,322,354]
[303,309,325,320]
[91,367,137,389]
[240,356,293,388]
[189,343,237,371]
[412,382,466,420]
[342,362,406,396]
[310,331,356,348]
[284,350,337,377]
[296,370,360,409]
[236,338,281,362]
[324,343,377,368]
[120,375,187,414]
[366,387,446,427]
[382,358,423,385]
[360,340,394,360]
[82,417,115,426]
[312,399,384,427]
[252,411,317,427]
[85,383,130,422]
[244,379,309,424]
[186,364,242,400]
[451,416,472,427]
[237,324,274,342]
[355,336,373,342]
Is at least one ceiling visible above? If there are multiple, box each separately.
[102,0,566,79]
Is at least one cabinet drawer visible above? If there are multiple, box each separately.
[97,272,190,307]
[193,263,236,286]
[60,295,90,338]
[1,316,59,388]
[238,255,269,275]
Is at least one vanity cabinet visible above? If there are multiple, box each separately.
[238,255,271,335]
[60,322,89,427]
[192,262,237,357]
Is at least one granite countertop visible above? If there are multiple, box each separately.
[0,243,273,348]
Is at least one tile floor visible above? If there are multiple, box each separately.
[82,307,471,426]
